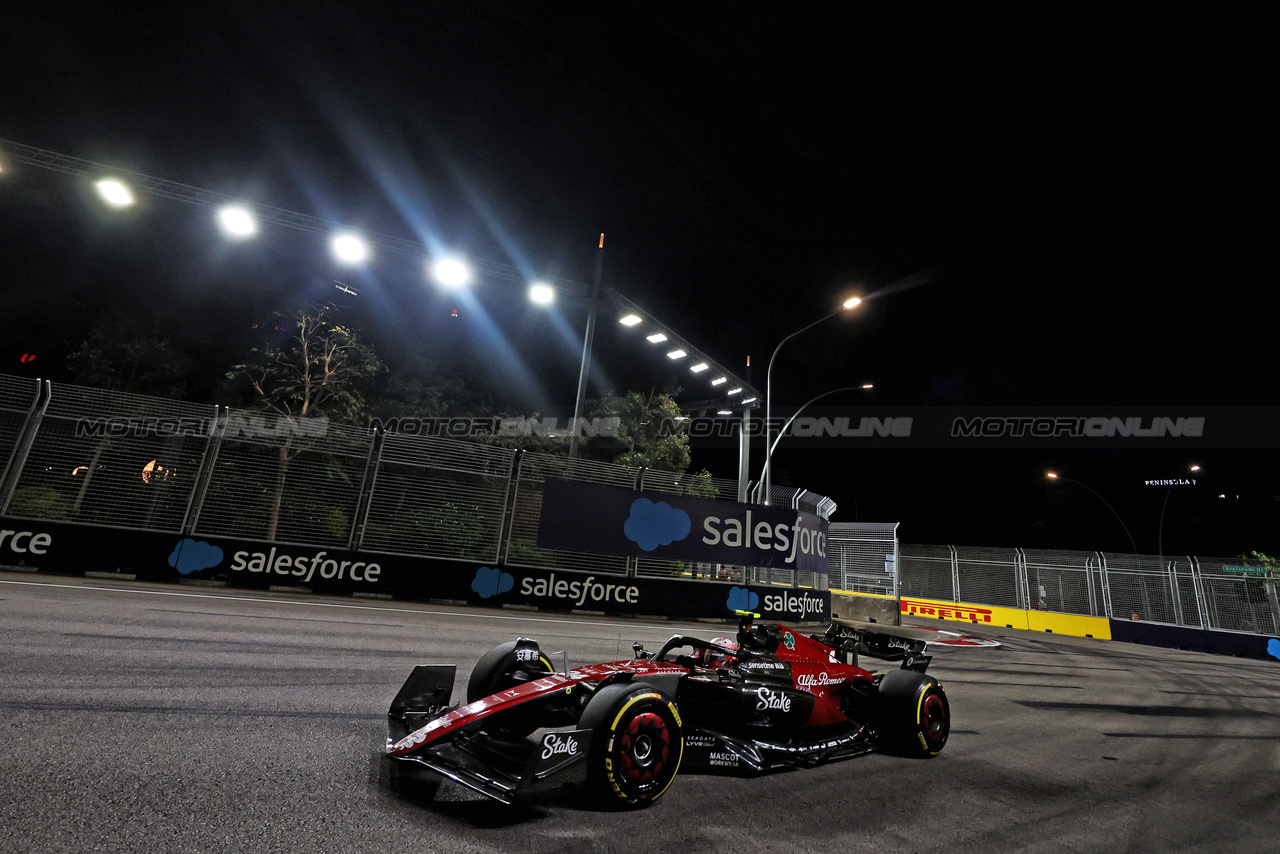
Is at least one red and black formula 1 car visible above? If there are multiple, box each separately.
[386,612,984,809]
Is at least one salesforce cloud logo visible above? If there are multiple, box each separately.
[726,586,760,613]
[623,498,691,551]
[1268,638,1280,661]
[168,539,224,575]
[473,566,514,599]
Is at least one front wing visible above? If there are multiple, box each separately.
[387,664,592,805]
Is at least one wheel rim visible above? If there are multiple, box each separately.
[921,693,948,746]
[617,711,670,789]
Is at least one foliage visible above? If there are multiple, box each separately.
[682,468,719,498]
[226,303,385,423]
[222,303,384,542]
[369,351,496,420]
[6,486,72,520]
[581,390,692,473]
[1240,551,1279,578]
[67,309,194,398]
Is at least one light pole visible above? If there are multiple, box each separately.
[757,384,873,501]
[569,234,606,459]
[1046,472,1138,554]
[763,296,861,504]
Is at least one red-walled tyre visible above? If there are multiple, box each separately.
[874,670,950,757]
[579,683,684,808]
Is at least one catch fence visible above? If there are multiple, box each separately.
[898,545,1280,634]
[4,375,1275,633]
[0,376,845,590]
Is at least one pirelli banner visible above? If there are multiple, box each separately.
[900,596,1113,640]
[0,516,829,623]
[537,480,830,573]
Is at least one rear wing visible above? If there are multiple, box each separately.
[823,618,1001,672]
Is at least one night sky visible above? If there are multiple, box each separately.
[2,3,1274,555]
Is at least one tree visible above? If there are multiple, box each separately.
[67,308,194,398]
[226,303,384,540]
[581,389,692,473]
[369,351,496,420]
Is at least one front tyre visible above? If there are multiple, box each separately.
[874,670,950,757]
[466,639,554,703]
[580,683,684,808]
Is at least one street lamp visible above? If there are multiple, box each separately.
[757,384,874,500]
[1045,471,1138,554]
[763,295,862,503]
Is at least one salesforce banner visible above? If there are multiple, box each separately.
[0,516,830,622]
[536,480,830,573]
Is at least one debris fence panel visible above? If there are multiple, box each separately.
[0,373,1275,628]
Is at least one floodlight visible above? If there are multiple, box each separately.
[529,283,555,305]
[331,232,369,264]
[95,178,134,207]
[431,256,472,287]
[217,205,257,238]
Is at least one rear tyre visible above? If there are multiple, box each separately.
[579,683,684,808]
[466,639,554,703]
[874,670,950,757]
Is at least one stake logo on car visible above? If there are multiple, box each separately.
[540,732,581,760]
[756,687,792,712]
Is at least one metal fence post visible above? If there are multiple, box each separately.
[1096,551,1114,619]
[497,449,526,565]
[1189,556,1211,629]
[347,429,384,552]
[0,379,50,515]
[1085,553,1099,617]
[178,406,221,535]
[1014,547,1029,610]
[0,378,46,512]
[949,544,959,602]
[1168,558,1185,626]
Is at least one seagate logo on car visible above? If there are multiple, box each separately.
[541,732,581,760]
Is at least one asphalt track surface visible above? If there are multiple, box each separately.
[2,572,1278,854]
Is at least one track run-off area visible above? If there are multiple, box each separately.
[2,572,1278,854]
